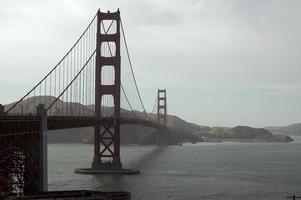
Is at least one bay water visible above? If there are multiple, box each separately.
[48,137,301,199]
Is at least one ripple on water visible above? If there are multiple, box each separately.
[48,143,301,200]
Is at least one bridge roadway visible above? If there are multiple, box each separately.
[0,115,167,135]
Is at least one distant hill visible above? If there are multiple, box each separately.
[266,123,301,136]
[3,96,201,144]
[197,126,292,143]
[4,96,293,144]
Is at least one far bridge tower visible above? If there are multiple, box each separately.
[157,89,167,127]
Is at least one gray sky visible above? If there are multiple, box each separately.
[1,0,301,127]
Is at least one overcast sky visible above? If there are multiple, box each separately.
[1,0,301,127]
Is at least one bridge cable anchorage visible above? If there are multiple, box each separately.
[100,21,138,119]
[120,18,150,119]
[5,13,97,114]
[46,50,96,111]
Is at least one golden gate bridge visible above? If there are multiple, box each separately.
[0,9,169,194]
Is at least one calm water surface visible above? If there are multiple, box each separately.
[48,137,301,200]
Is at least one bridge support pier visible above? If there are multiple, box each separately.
[36,104,48,192]
[91,123,122,170]
[0,104,4,115]
[0,104,48,194]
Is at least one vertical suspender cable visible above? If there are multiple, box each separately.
[70,49,73,115]
[101,21,137,117]
[120,19,149,118]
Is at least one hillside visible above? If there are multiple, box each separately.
[4,96,201,144]
[266,123,301,136]
[4,96,293,144]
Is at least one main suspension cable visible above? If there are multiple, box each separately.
[120,18,149,118]
[100,21,137,117]
[121,83,137,118]
[6,12,97,113]
[151,93,157,114]
[47,50,96,111]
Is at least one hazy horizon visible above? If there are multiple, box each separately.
[1,0,301,127]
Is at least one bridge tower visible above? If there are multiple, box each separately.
[92,10,122,170]
[157,89,167,127]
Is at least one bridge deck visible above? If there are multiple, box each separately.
[0,115,166,135]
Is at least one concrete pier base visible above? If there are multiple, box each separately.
[74,168,140,175]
